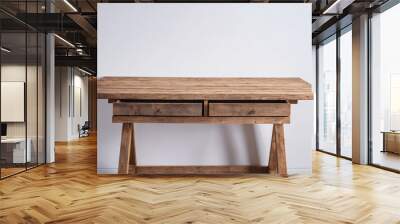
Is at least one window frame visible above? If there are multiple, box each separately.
[316,24,353,161]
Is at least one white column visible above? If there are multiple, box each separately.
[352,14,369,164]
[46,32,55,163]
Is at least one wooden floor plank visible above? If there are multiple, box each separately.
[1,134,400,223]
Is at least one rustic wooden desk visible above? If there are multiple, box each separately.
[98,77,313,177]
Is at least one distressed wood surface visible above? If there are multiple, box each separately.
[97,77,314,101]
[113,102,203,117]
[100,77,312,177]
[113,115,290,124]
[209,102,290,117]
[275,124,288,177]
[118,123,134,174]
[268,125,278,175]
[129,125,136,175]
[135,166,269,175]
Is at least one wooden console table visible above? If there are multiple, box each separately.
[98,77,313,177]
[382,131,400,154]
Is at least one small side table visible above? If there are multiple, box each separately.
[382,131,400,154]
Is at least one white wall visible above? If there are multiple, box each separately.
[55,67,89,141]
[72,73,89,138]
[97,3,314,174]
[55,67,70,141]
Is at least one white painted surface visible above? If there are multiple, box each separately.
[1,82,25,122]
[97,3,314,174]
[54,67,89,141]
[46,32,56,163]
[352,15,369,164]
[54,67,70,141]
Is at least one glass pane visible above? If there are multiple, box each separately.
[27,31,38,169]
[38,33,46,165]
[371,4,400,171]
[340,30,352,158]
[1,31,27,177]
[318,38,337,154]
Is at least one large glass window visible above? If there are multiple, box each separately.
[318,37,337,154]
[317,26,353,159]
[340,29,352,158]
[0,1,46,179]
[370,3,400,171]
[1,31,28,177]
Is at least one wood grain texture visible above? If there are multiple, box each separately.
[135,166,268,175]
[274,124,288,177]
[2,135,400,223]
[113,102,203,117]
[268,125,278,175]
[118,123,133,174]
[129,125,136,175]
[97,77,314,101]
[383,132,400,154]
[209,102,290,117]
[88,77,97,131]
[203,100,209,116]
[112,115,290,124]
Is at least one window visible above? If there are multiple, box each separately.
[318,37,337,154]
[390,74,400,130]
[340,29,352,158]
[370,3,400,171]
[317,26,353,159]
[0,1,47,179]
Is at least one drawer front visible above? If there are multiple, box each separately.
[208,102,290,117]
[113,102,203,116]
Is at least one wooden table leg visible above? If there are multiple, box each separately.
[268,125,277,175]
[129,125,137,175]
[118,123,135,174]
[275,124,288,177]
[268,123,288,177]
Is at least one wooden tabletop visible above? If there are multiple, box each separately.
[97,77,313,101]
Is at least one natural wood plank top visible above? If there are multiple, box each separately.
[97,77,314,101]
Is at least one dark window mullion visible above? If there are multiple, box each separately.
[367,12,373,165]
[316,45,320,150]
[24,0,28,171]
[36,0,39,167]
[336,30,341,157]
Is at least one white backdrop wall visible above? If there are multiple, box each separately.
[97,3,314,174]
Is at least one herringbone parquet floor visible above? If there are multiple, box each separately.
[1,135,400,224]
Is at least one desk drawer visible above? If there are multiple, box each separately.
[113,101,203,116]
[208,102,290,117]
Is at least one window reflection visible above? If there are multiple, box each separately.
[318,37,337,154]
[371,4,400,171]
[0,1,46,179]
[340,29,352,158]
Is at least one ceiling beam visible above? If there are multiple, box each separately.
[67,13,97,45]
[55,55,96,69]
